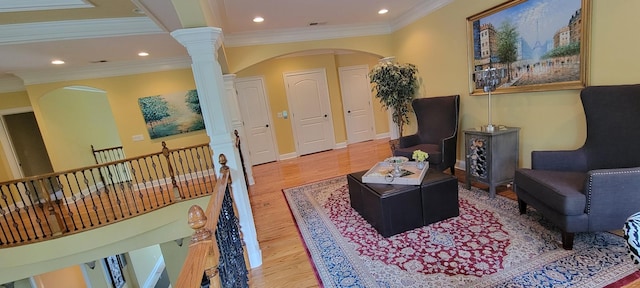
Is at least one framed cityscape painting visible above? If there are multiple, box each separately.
[467,0,590,94]
[138,89,205,139]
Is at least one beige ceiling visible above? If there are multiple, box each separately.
[0,0,452,91]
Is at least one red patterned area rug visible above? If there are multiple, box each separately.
[283,176,639,288]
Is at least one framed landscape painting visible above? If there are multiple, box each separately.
[468,0,590,94]
[138,89,205,139]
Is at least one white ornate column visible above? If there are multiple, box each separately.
[171,27,262,268]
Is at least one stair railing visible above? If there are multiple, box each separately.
[176,154,249,288]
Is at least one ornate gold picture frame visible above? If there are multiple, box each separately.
[468,0,590,95]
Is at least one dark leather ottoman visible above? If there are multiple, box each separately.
[347,169,460,237]
[347,171,423,237]
[420,171,459,225]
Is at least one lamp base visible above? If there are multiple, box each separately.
[485,124,495,133]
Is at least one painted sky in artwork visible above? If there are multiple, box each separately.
[481,0,581,46]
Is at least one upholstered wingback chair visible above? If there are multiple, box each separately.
[514,84,640,250]
[393,95,460,174]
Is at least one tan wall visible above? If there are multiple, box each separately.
[391,0,640,168]
[227,0,640,168]
[24,69,210,172]
[32,265,86,288]
[38,88,120,171]
[235,52,389,155]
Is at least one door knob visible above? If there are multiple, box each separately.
[265,124,269,127]
[324,114,328,117]
[347,110,351,113]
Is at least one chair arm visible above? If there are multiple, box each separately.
[441,135,457,163]
[398,134,420,148]
[583,167,640,219]
[531,149,587,171]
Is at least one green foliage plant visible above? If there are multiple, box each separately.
[369,61,419,137]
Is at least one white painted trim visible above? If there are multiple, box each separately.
[334,142,347,149]
[279,152,298,160]
[12,56,191,85]
[0,0,93,12]
[63,86,106,93]
[457,159,466,170]
[0,17,162,45]
[143,256,165,288]
[376,133,390,139]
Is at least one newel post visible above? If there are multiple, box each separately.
[37,178,65,235]
[187,205,221,288]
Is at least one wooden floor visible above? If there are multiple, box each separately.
[246,138,516,287]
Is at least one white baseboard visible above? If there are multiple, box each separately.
[334,142,347,149]
[376,132,390,139]
[279,152,298,160]
[456,159,466,170]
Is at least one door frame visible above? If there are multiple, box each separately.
[283,68,336,156]
[0,106,34,179]
[235,76,279,164]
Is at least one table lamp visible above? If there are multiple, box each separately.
[477,67,501,132]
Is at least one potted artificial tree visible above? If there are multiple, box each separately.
[369,60,419,150]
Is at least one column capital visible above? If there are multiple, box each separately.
[171,27,224,60]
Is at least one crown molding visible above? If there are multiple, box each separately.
[0,0,93,12]
[11,57,192,85]
[224,23,392,47]
[0,76,26,93]
[391,0,454,31]
[0,17,163,45]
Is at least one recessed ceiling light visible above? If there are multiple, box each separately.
[253,16,264,23]
[51,59,65,65]
[378,9,389,15]
[138,52,149,57]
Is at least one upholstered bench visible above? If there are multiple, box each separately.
[347,169,459,237]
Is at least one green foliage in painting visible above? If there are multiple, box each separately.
[185,89,202,115]
[138,96,170,136]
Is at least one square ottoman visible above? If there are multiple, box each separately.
[347,171,423,237]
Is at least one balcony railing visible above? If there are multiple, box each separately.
[0,141,217,247]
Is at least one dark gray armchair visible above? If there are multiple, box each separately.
[514,84,640,250]
[393,95,460,174]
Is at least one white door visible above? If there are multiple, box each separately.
[284,69,335,156]
[236,77,278,165]
[339,65,375,144]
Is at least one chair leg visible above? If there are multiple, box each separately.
[561,232,574,250]
[517,199,527,215]
[449,165,455,175]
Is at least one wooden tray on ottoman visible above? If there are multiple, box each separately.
[362,161,428,185]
